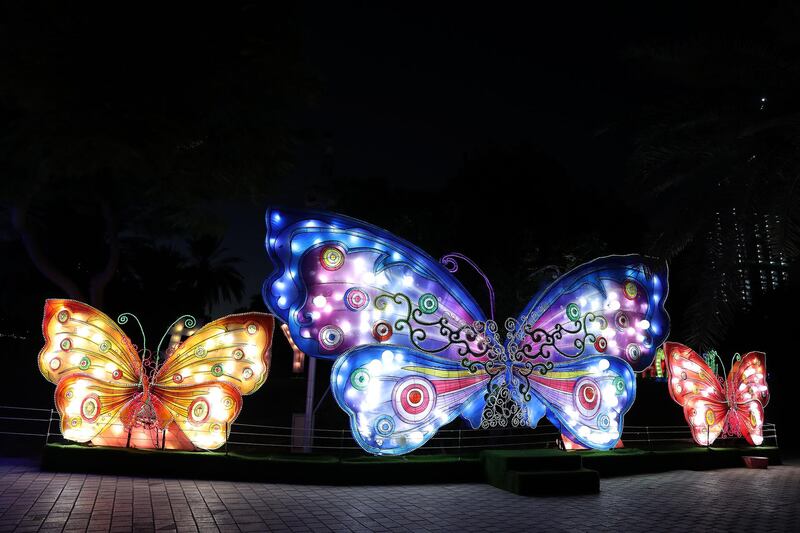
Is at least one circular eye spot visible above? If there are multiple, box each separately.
[418,293,439,314]
[623,280,639,300]
[232,348,245,360]
[112,369,122,380]
[188,398,210,424]
[344,287,370,311]
[372,321,393,342]
[246,323,258,335]
[680,371,688,380]
[195,346,207,358]
[78,356,91,370]
[319,325,344,350]
[575,378,601,417]
[350,368,370,391]
[750,411,757,427]
[211,364,224,377]
[676,384,683,393]
[393,377,436,423]
[566,303,581,321]
[81,395,100,422]
[69,417,81,428]
[614,312,629,330]
[49,357,62,370]
[57,310,70,323]
[375,415,395,436]
[60,338,72,351]
[319,246,345,271]
[99,340,111,353]
[594,336,607,352]
[613,376,625,394]
[626,343,641,361]
[172,373,183,384]
[705,409,716,426]
[597,413,611,430]
[242,367,254,380]
[210,423,222,433]
[223,397,234,409]
[65,389,74,400]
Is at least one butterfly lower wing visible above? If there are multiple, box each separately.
[664,342,729,445]
[331,345,490,455]
[523,356,635,450]
[731,399,766,446]
[153,382,243,450]
[515,255,669,372]
[153,313,274,396]
[39,299,142,384]
[54,373,139,443]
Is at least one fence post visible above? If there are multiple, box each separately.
[45,409,53,445]
[225,422,229,456]
[645,426,651,450]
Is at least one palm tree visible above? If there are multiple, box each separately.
[183,236,245,315]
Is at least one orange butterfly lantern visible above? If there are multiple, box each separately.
[38,299,274,451]
[664,342,769,446]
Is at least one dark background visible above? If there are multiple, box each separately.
[1,1,798,451]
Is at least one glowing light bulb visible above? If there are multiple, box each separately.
[313,295,327,308]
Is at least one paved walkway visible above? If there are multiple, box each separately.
[0,458,797,532]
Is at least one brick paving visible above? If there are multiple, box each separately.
[0,458,797,532]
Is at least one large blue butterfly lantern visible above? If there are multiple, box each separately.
[263,208,669,455]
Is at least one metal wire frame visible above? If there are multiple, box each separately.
[0,404,779,454]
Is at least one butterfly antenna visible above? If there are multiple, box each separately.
[440,252,496,321]
[118,312,147,385]
[154,315,197,369]
[714,351,728,383]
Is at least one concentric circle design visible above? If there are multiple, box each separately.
[574,378,601,417]
[99,340,111,353]
[613,376,625,394]
[625,343,641,361]
[242,367,254,380]
[566,303,581,321]
[223,397,234,409]
[211,423,222,432]
[232,348,245,360]
[195,346,207,358]
[344,288,370,311]
[680,371,687,381]
[372,321,393,342]
[247,323,258,335]
[69,417,81,428]
[112,369,122,380]
[705,409,716,426]
[623,280,638,300]
[319,246,345,271]
[78,356,91,370]
[597,413,611,430]
[374,415,395,436]
[60,338,72,351]
[49,357,61,370]
[81,395,100,423]
[173,373,183,384]
[319,325,344,350]
[750,411,757,427]
[188,398,210,425]
[57,310,69,323]
[211,364,224,377]
[614,311,629,330]
[65,390,74,400]
[594,336,607,352]
[418,293,439,314]
[392,377,436,423]
[350,368,370,391]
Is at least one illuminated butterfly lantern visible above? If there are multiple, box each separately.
[38,299,274,450]
[664,342,769,446]
[263,208,669,455]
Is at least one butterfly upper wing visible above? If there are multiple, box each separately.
[153,313,274,395]
[664,342,728,445]
[508,256,669,449]
[728,351,768,446]
[263,208,493,455]
[39,299,142,384]
[515,255,669,372]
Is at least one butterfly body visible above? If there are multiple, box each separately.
[664,342,769,446]
[40,299,274,451]
[264,208,670,455]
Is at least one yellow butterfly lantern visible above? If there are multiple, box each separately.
[38,299,274,451]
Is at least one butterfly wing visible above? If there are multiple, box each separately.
[509,256,669,449]
[263,208,493,454]
[664,342,729,445]
[39,299,142,384]
[728,351,768,445]
[149,312,273,450]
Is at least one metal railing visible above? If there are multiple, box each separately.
[0,404,779,455]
